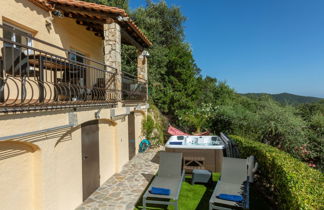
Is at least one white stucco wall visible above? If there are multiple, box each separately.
[115,116,129,172]
[0,104,148,210]
[99,122,116,184]
[54,129,83,210]
[0,142,38,210]
[134,111,146,154]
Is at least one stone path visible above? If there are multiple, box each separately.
[76,146,164,210]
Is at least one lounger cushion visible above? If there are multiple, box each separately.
[210,181,245,207]
[149,187,171,195]
[217,194,243,202]
[145,176,183,199]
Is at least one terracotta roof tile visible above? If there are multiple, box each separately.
[49,0,128,17]
[28,0,53,11]
[28,0,152,47]
[127,20,152,47]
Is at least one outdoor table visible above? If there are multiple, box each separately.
[28,54,86,72]
[28,54,86,101]
[192,169,212,185]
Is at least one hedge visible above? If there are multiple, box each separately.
[230,135,324,210]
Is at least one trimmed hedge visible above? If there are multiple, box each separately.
[230,135,324,210]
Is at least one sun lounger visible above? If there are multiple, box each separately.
[209,157,251,210]
[143,151,185,210]
[220,133,240,158]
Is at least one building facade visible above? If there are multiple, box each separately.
[0,0,151,209]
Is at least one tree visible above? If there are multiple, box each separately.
[130,1,200,117]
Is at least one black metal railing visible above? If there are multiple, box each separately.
[0,24,118,111]
[122,72,147,102]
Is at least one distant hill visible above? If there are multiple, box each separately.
[241,92,323,105]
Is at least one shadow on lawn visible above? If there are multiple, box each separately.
[195,181,216,210]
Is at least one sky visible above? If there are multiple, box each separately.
[129,0,324,98]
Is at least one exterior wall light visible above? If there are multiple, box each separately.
[117,16,130,22]
[52,10,64,18]
[142,50,150,57]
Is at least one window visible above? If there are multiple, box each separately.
[3,23,33,54]
[69,50,85,64]
[69,50,86,87]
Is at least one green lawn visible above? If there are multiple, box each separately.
[135,173,272,210]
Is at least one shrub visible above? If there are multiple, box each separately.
[176,103,217,133]
[230,135,324,210]
[211,98,310,161]
[256,101,308,154]
[309,113,324,135]
[142,104,168,145]
[142,114,155,140]
[306,133,324,171]
[210,104,260,138]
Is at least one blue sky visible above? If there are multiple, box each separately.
[129,0,324,98]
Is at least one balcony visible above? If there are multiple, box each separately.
[0,24,147,112]
[122,72,147,102]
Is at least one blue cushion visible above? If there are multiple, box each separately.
[217,194,243,202]
[169,142,182,145]
[149,187,171,195]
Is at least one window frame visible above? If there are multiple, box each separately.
[68,49,87,87]
[3,22,33,47]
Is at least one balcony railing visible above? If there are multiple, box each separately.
[0,24,121,112]
[122,72,147,102]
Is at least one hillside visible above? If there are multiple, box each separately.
[241,92,323,105]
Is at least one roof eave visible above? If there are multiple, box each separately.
[28,0,53,11]
[28,0,152,47]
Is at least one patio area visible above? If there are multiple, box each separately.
[76,143,273,210]
[76,146,164,210]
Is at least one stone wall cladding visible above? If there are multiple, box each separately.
[104,22,122,101]
[137,53,148,82]
[137,52,148,100]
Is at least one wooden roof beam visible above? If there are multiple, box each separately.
[55,5,117,20]
[121,28,144,51]
[75,17,106,25]
[54,5,148,46]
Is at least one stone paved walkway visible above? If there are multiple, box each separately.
[76,146,164,210]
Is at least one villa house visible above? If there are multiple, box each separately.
[0,0,151,209]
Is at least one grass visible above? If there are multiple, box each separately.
[134,173,273,210]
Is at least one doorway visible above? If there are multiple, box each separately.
[81,120,100,201]
[128,112,136,160]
